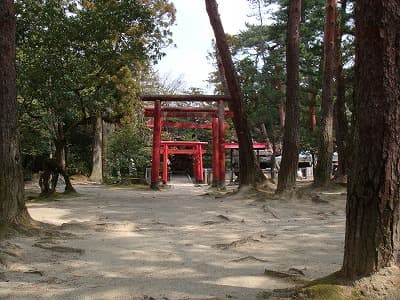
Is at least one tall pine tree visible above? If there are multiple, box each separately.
[342,0,400,278]
[277,0,302,193]
[0,0,30,228]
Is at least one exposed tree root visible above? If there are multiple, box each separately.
[0,207,73,241]
[213,236,261,250]
[262,204,280,219]
[34,190,80,203]
[264,268,306,279]
[33,243,85,255]
[231,255,269,263]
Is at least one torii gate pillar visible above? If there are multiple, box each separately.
[218,100,226,187]
[162,144,169,185]
[151,100,162,189]
[212,117,220,187]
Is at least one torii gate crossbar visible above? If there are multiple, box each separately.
[142,95,233,189]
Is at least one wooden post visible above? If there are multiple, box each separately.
[162,144,169,184]
[230,149,234,183]
[192,148,197,182]
[212,117,220,186]
[198,145,204,183]
[218,100,225,187]
[151,100,162,189]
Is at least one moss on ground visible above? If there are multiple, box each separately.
[107,183,152,191]
[26,191,80,202]
[301,272,360,300]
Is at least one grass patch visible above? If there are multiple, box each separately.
[301,272,360,300]
[106,183,151,191]
[26,191,81,202]
[304,284,345,300]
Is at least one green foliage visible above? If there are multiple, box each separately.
[212,0,355,154]
[107,125,151,178]
[16,0,176,170]
[66,124,93,175]
[228,17,284,145]
[19,111,52,158]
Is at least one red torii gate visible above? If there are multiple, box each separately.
[160,141,208,184]
[141,95,233,189]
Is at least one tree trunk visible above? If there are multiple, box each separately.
[101,120,109,179]
[54,125,75,193]
[259,123,275,180]
[259,123,272,153]
[205,0,265,187]
[342,0,400,279]
[215,49,229,189]
[55,123,66,170]
[309,93,317,131]
[276,0,301,193]
[0,0,30,226]
[315,0,337,186]
[89,115,103,183]
[39,158,75,195]
[271,137,278,180]
[215,49,229,95]
[334,0,348,180]
[275,66,285,128]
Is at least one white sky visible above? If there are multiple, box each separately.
[155,0,253,93]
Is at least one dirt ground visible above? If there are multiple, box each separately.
[0,179,348,300]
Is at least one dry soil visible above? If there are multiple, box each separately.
[0,180,347,300]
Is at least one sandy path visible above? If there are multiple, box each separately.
[0,183,346,300]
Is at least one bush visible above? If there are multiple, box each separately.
[107,125,151,179]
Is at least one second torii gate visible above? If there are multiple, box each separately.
[160,141,208,184]
[142,95,233,189]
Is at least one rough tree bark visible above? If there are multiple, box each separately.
[54,123,66,169]
[214,49,229,188]
[315,0,337,186]
[342,0,400,278]
[309,93,317,131]
[333,0,348,180]
[275,66,285,128]
[276,0,301,193]
[101,120,109,179]
[52,124,75,193]
[205,0,265,187]
[89,115,103,183]
[0,0,31,226]
[259,123,276,180]
[39,158,75,195]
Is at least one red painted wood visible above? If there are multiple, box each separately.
[193,150,198,182]
[143,95,234,187]
[141,94,232,102]
[146,120,212,129]
[145,106,228,113]
[218,100,226,186]
[151,100,162,188]
[162,144,169,184]
[161,141,208,146]
[198,144,204,182]
[224,142,267,149]
[159,149,206,155]
[212,118,220,185]
[144,108,233,119]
